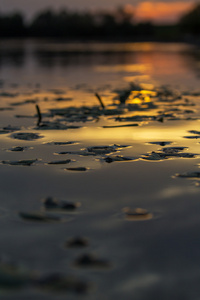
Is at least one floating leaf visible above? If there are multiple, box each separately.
[47,159,73,165]
[11,132,43,141]
[1,159,37,166]
[174,172,200,179]
[123,207,153,221]
[42,197,81,211]
[66,167,89,172]
[19,211,62,222]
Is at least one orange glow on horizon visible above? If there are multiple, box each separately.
[133,2,194,24]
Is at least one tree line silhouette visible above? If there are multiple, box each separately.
[0,4,200,40]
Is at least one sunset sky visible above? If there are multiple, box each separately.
[0,0,196,24]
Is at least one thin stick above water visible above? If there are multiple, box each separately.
[95,93,105,109]
[36,104,42,126]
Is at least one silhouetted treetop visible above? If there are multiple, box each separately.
[179,3,200,35]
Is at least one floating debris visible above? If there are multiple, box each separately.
[0,92,19,97]
[36,121,81,130]
[174,171,200,179]
[18,211,62,222]
[87,144,129,155]
[47,159,73,165]
[103,123,138,128]
[1,159,37,166]
[0,107,14,111]
[42,197,81,211]
[1,125,21,132]
[54,97,73,102]
[147,141,173,146]
[141,152,168,161]
[123,207,153,221]
[45,141,79,146]
[66,167,89,172]
[64,237,89,248]
[102,155,137,163]
[183,135,200,139]
[10,99,38,106]
[56,151,96,156]
[188,130,200,135]
[142,146,197,161]
[36,273,91,294]
[7,146,29,152]
[74,253,111,269]
[11,132,43,141]
[161,147,188,153]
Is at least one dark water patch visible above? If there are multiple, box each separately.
[36,273,91,294]
[0,261,36,290]
[64,237,89,248]
[74,253,111,269]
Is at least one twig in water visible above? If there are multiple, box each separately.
[95,93,105,109]
[36,104,42,126]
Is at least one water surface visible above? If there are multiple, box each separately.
[1,40,200,299]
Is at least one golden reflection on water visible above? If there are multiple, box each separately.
[95,64,151,73]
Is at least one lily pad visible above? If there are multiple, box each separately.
[66,167,89,172]
[174,171,200,179]
[42,197,81,211]
[103,155,137,163]
[18,211,62,222]
[47,159,73,165]
[1,159,37,166]
[148,141,173,146]
[123,207,153,221]
[11,132,43,141]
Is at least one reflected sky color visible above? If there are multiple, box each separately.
[1,40,200,299]
[0,0,195,23]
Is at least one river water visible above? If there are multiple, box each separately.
[1,40,200,299]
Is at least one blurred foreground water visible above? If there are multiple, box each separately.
[1,40,200,299]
